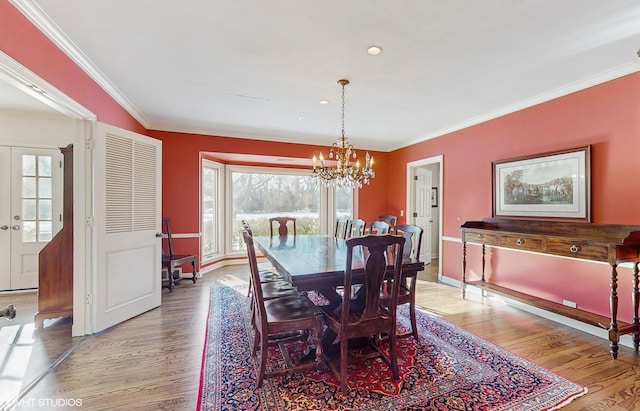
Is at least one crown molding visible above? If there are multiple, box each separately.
[10,0,149,127]
[402,62,640,150]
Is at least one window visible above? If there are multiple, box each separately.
[334,185,353,220]
[21,154,53,242]
[201,159,224,262]
[229,166,322,252]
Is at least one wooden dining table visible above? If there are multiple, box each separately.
[253,234,425,307]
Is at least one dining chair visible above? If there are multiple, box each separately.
[367,220,390,235]
[383,224,424,340]
[379,214,398,228]
[161,217,198,292]
[242,220,287,297]
[269,216,297,237]
[242,230,324,387]
[334,217,349,239]
[320,234,406,394]
[346,218,366,238]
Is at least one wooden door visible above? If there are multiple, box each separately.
[92,122,162,333]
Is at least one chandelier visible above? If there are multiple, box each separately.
[312,79,375,188]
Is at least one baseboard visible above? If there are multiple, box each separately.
[439,276,636,350]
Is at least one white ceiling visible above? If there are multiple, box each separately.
[6,0,640,151]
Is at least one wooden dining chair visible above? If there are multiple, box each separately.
[242,230,324,387]
[269,216,297,237]
[334,217,349,239]
[320,234,406,394]
[241,220,288,297]
[162,217,198,292]
[346,218,366,238]
[367,220,390,235]
[383,224,424,340]
[379,214,398,228]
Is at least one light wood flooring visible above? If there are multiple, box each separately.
[1,260,639,410]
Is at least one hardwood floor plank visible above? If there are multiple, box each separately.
[1,261,639,410]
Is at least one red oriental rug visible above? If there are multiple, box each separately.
[197,285,587,410]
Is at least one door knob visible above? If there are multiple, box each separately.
[11,225,20,230]
[0,225,8,230]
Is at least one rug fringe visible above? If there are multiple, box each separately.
[547,387,589,411]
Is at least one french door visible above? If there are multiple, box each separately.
[0,146,63,290]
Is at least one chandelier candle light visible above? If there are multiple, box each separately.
[312,79,375,188]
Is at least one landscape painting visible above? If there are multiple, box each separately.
[493,146,590,221]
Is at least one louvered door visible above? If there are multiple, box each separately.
[93,122,162,333]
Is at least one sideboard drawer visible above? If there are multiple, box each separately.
[499,234,544,252]
[546,239,609,261]
[464,231,499,245]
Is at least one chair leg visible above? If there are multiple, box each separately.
[252,324,260,357]
[390,330,399,380]
[410,281,419,340]
[312,314,324,367]
[256,332,268,388]
[339,336,349,394]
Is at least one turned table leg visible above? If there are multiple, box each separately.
[632,262,640,351]
[609,264,619,359]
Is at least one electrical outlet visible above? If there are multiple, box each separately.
[562,300,577,309]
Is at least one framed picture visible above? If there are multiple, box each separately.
[492,146,591,221]
[431,187,438,207]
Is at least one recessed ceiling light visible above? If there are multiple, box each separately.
[367,45,383,56]
[319,99,329,105]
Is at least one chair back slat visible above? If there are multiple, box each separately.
[379,214,398,228]
[367,220,390,235]
[334,217,349,239]
[162,217,175,256]
[394,224,424,260]
[342,234,405,331]
[269,217,297,237]
[346,218,366,238]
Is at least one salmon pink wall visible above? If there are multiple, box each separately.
[0,2,145,133]
[390,72,640,322]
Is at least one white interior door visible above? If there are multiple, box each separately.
[93,122,162,333]
[0,147,10,290]
[414,167,432,263]
[1,146,63,290]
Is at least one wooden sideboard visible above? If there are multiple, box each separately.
[461,218,640,359]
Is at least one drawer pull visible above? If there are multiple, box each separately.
[570,245,580,253]
[515,238,524,246]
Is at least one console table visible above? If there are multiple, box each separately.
[461,218,640,359]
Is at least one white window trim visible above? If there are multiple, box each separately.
[201,158,225,264]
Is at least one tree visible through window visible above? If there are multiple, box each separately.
[232,171,320,250]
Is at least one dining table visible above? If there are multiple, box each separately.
[252,234,425,308]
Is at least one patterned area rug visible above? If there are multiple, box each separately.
[197,285,587,410]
